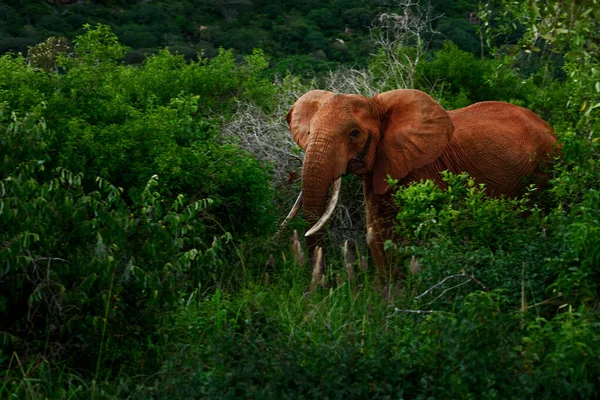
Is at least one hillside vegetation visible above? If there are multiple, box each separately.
[1,0,481,74]
[1,0,600,398]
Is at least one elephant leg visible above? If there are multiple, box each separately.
[363,178,396,280]
[365,210,385,273]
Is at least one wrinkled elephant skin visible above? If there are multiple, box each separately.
[285,89,559,276]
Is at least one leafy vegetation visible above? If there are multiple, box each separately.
[1,24,277,389]
[2,1,600,398]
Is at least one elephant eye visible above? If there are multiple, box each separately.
[349,129,360,138]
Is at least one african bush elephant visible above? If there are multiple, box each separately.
[283,89,559,276]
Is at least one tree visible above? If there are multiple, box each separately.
[27,36,70,72]
[370,0,439,89]
[213,0,253,23]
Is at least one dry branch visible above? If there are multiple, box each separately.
[415,273,489,301]
[370,0,440,89]
[391,308,439,315]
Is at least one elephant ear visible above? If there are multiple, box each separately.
[286,90,335,150]
[372,89,454,194]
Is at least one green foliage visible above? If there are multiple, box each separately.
[0,0,481,72]
[0,83,234,365]
[37,15,73,36]
[115,24,159,49]
[0,26,277,237]
[392,171,538,248]
[386,171,554,306]
[0,149,227,371]
[0,25,277,378]
[416,42,537,108]
[65,23,129,66]
[0,5,25,36]
[433,17,480,54]
[544,159,600,304]
[469,0,600,308]
[418,42,488,107]
[270,54,337,77]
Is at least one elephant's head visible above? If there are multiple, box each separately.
[284,89,454,237]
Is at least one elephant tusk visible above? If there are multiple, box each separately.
[273,192,303,240]
[280,191,303,227]
[305,177,342,237]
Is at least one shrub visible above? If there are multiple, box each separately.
[0,110,228,371]
[415,42,538,109]
[116,24,159,48]
[388,144,600,308]
[388,171,554,307]
[416,42,491,108]
[391,171,538,248]
[0,26,278,237]
[0,25,279,374]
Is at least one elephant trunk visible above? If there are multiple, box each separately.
[301,154,330,257]
[301,152,333,227]
[301,138,345,243]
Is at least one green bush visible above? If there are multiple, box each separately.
[391,171,538,248]
[433,17,480,54]
[37,15,73,36]
[545,170,600,304]
[416,42,491,108]
[0,5,25,36]
[387,135,599,308]
[116,24,159,48]
[0,26,278,237]
[0,25,278,374]
[0,111,227,371]
[415,42,538,109]
[387,171,555,306]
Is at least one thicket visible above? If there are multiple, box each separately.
[0,24,278,381]
[2,0,600,398]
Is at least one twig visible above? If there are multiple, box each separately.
[414,273,488,300]
[391,308,439,315]
[514,296,564,313]
[425,279,471,306]
[29,257,71,264]
[11,352,36,400]
[467,274,489,292]
[521,262,527,312]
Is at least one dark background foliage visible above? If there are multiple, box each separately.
[1,0,483,75]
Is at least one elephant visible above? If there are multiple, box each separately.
[281,89,559,276]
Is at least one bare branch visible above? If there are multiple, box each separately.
[415,272,489,301]
[370,0,440,89]
[425,279,472,306]
[321,67,384,96]
[391,308,439,315]
[29,257,71,264]
[221,101,299,186]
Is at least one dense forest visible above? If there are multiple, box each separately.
[1,0,482,74]
[1,0,600,398]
